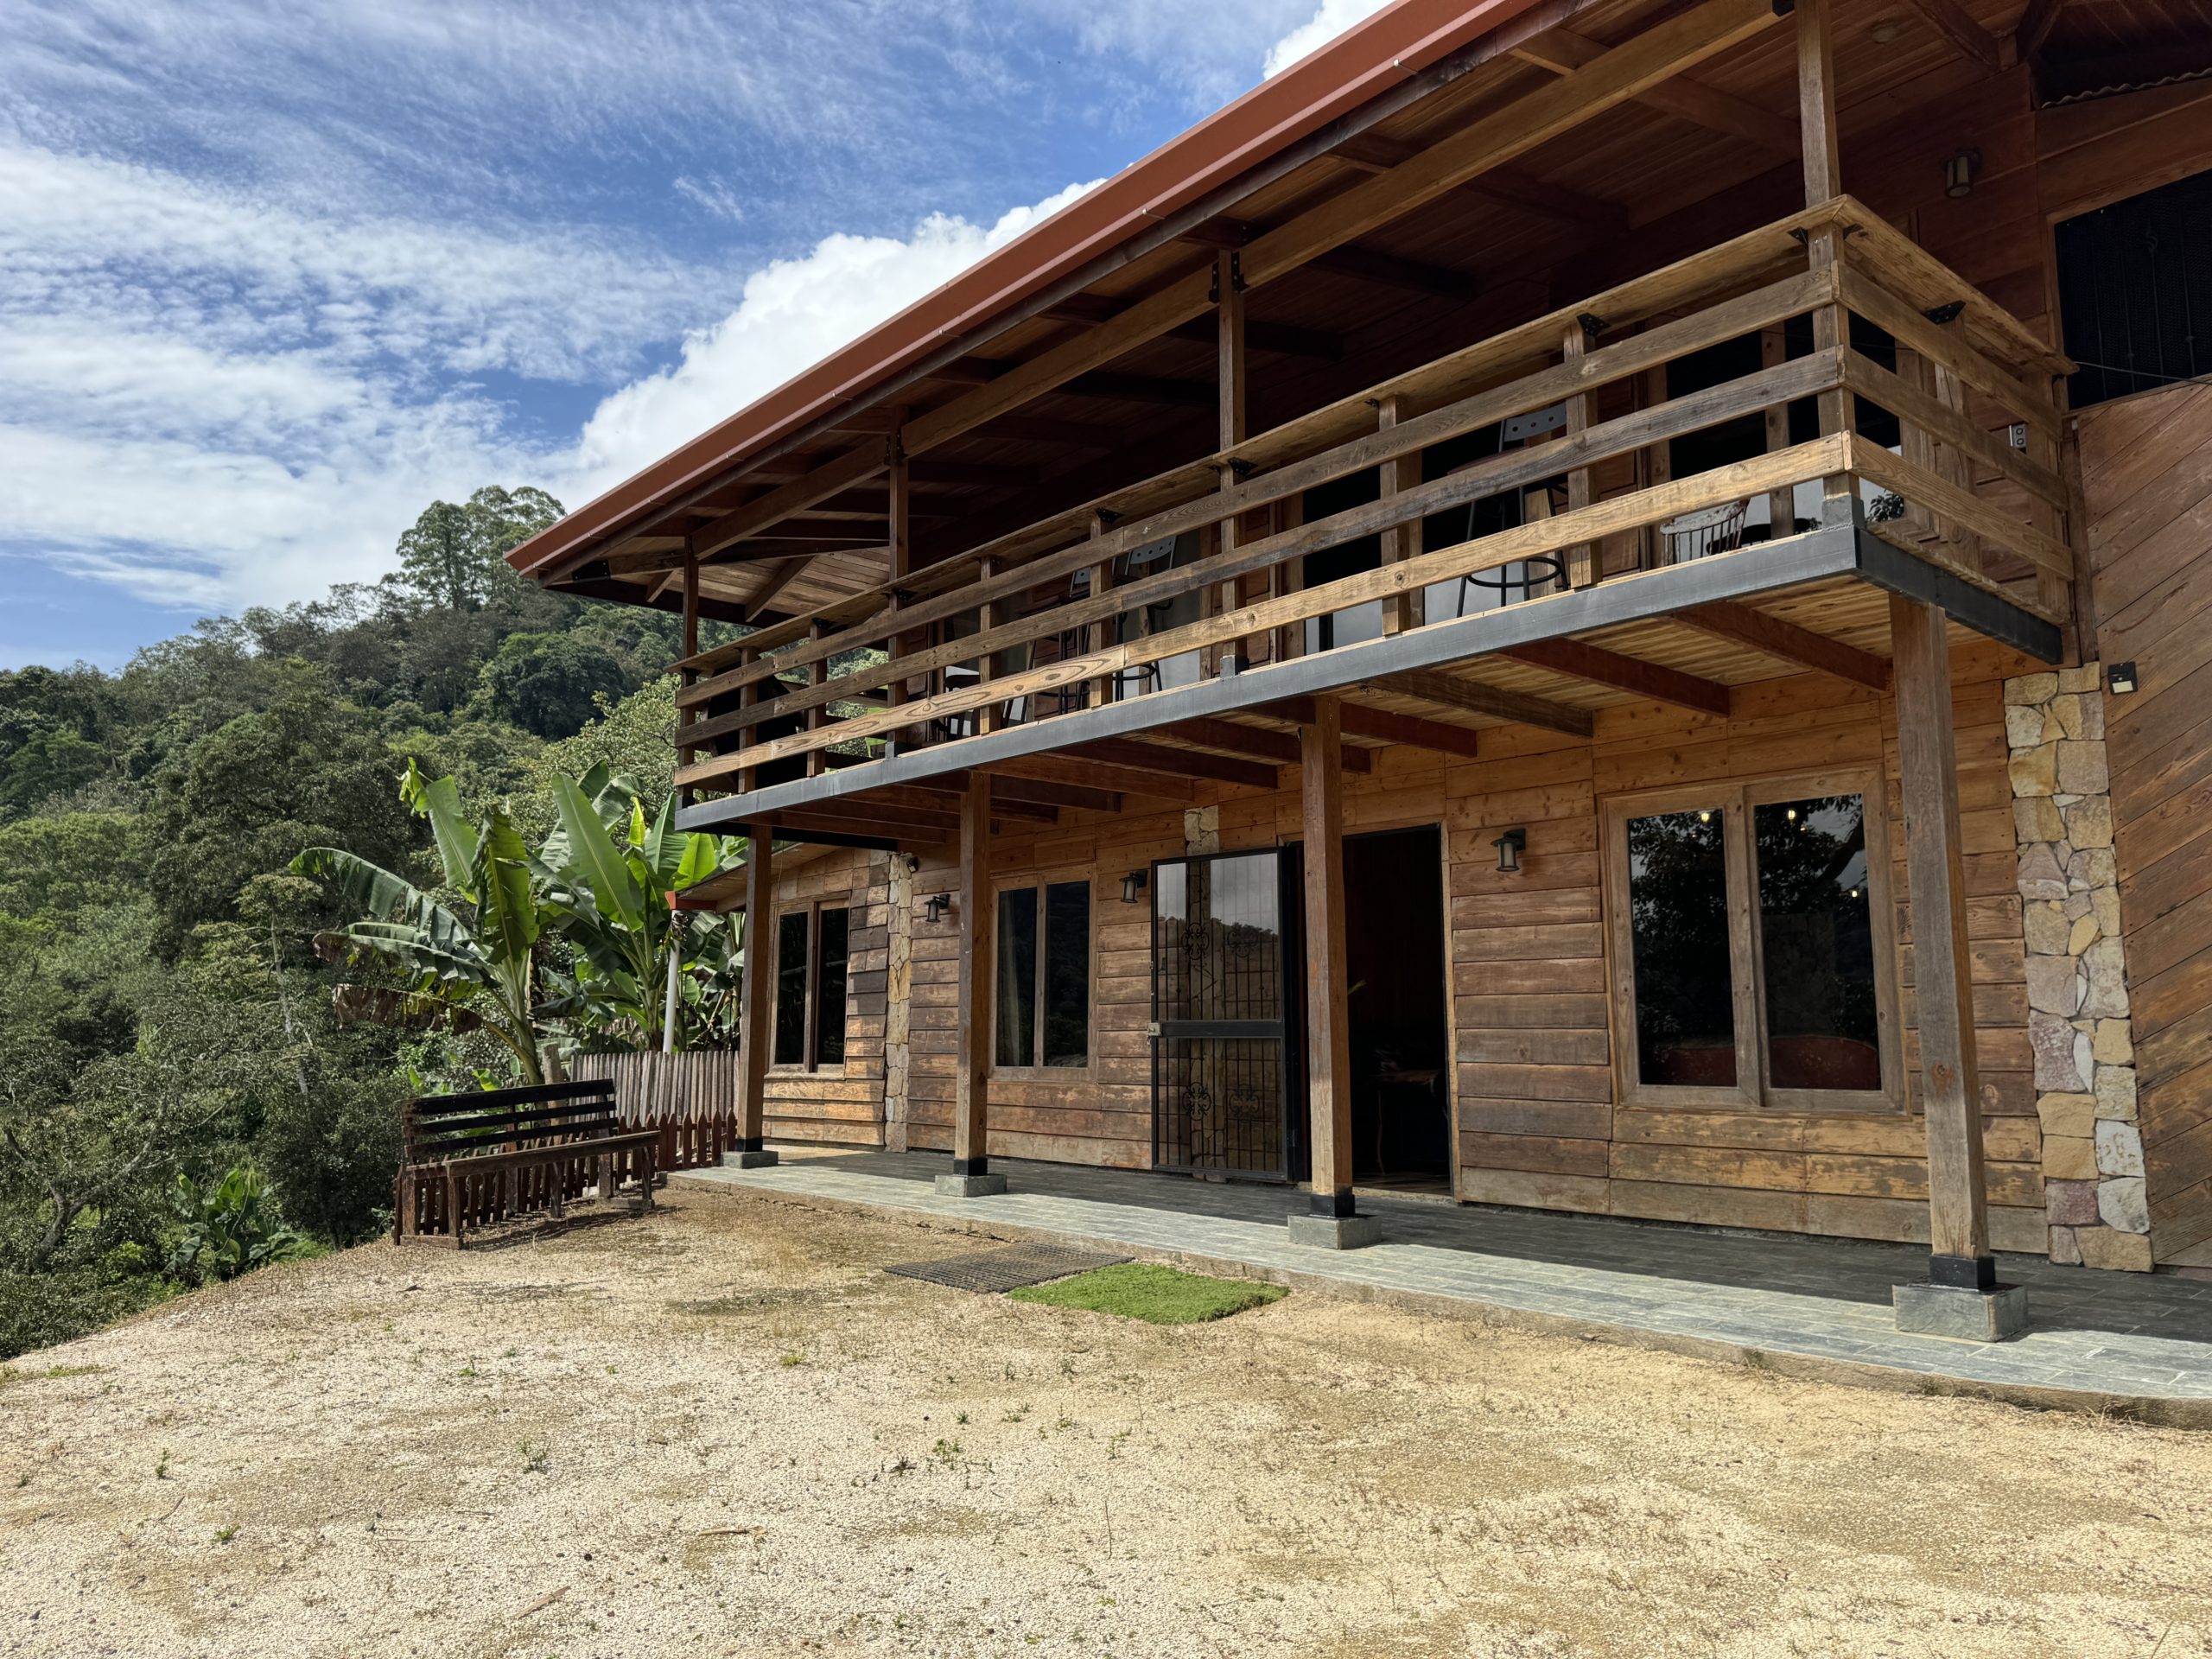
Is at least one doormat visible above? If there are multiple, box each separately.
[886,1243,1131,1294]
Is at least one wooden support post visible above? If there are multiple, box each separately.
[1299,696,1357,1224]
[1890,594,1993,1286]
[734,829,776,1164]
[736,646,760,795]
[1562,326,1596,588]
[944,773,1002,1193]
[2029,378,2072,622]
[1088,515,1116,708]
[1215,250,1248,676]
[1378,395,1424,632]
[1759,327,1797,539]
[679,555,700,810]
[1798,0,1854,518]
[805,620,830,778]
[978,557,1007,734]
[887,431,916,753]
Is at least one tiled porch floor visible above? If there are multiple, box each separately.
[676,1147,2212,1421]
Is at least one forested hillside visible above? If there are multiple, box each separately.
[0,487,731,1358]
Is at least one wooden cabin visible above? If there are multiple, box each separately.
[511,0,2212,1297]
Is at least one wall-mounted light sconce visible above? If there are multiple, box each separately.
[1945,148,1980,199]
[923,893,951,925]
[1120,869,1150,906]
[1492,827,1528,874]
[2108,661,2139,696]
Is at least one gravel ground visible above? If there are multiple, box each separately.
[4,1185,2212,1659]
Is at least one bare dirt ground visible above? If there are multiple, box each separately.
[4,1187,2211,1659]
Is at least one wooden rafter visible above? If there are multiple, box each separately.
[1897,0,2006,72]
[2012,0,2064,57]
[1264,696,1484,759]
[974,753,1197,804]
[1511,28,1800,156]
[1370,670,1595,736]
[1153,716,1374,772]
[1669,601,1890,690]
[1497,638,1732,715]
[1071,738,1278,791]
[1329,132,1626,232]
[743,557,809,619]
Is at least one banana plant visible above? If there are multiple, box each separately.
[292,760,550,1084]
[533,765,732,1051]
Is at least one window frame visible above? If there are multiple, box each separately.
[1601,767,1904,1116]
[770,899,851,1074]
[989,869,1096,1079]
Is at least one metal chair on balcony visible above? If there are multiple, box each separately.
[1652,499,1749,569]
[1449,407,1573,616]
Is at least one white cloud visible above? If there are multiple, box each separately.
[1262,0,1396,78]
[566,181,1099,498]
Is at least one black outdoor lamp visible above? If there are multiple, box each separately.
[1120,869,1150,906]
[923,893,951,925]
[1492,827,1527,874]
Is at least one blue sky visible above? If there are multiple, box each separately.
[0,0,1390,671]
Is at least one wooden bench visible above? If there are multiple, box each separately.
[394,1080,658,1247]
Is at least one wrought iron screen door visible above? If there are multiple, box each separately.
[1151,849,1303,1181]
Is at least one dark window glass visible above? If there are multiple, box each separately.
[816,907,849,1067]
[1043,880,1090,1067]
[995,887,1038,1067]
[1627,809,1737,1087]
[2056,166,2212,410]
[1755,795,1880,1091]
[1156,850,1283,1025]
[774,912,809,1066]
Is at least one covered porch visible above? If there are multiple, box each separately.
[677,1145,2212,1420]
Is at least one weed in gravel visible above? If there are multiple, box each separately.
[0,1363,103,1388]
[214,1525,238,1544]
[932,1438,962,1465]
[156,1452,170,1479]
[779,1352,805,1368]
[521,1440,551,1474]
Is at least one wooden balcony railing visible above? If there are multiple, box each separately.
[671,196,2075,804]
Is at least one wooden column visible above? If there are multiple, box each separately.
[735,827,774,1158]
[1798,0,1855,517]
[1213,249,1249,676]
[886,434,916,753]
[678,554,700,811]
[951,773,994,1177]
[1378,395,1422,633]
[1300,696,1356,1217]
[1561,326,1596,588]
[1890,594,1993,1285]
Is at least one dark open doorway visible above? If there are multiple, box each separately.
[1344,824,1452,1192]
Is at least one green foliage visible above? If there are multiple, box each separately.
[167,1166,311,1283]
[0,478,711,1356]
[474,632,637,740]
[1007,1263,1288,1324]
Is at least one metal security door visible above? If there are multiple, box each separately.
[1150,849,1301,1181]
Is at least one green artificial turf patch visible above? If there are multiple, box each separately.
[1007,1262,1287,1325]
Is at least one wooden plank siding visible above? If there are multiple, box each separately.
[2082,385,2212,1262]
[757,849,892,1147]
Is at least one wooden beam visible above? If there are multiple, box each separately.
[858,783,1058,823]
[1512,28,1801,156]
[1889,592,1991,1279]
[766,809,954,848]
[1371,670,1596,736]
[1265,696,1484,759]
[1300,696,1356,1217]
[1065,371,1215,407]
[1898,0,2006,72]
[2012,0,2064,58]
[1669,601,1889,690]
[1332,132,1629,232]
[952,775,993,1177]
[974,753,1197,804]
[1497,638,1732,715]
[744,556,808,620]
[1153,716,1372,771]
[1071,738,1278,791]
[736,831,773,1152]
[1043,304,1341,360]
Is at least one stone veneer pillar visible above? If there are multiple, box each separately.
[2005,662,2150,1271]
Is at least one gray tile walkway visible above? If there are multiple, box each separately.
[676,1147,2212,1422]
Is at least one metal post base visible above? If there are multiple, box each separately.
[731,1148,780,1169]
[1893,1281,2029,1341]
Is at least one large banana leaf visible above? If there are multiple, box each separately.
[398,760,480,899]
[552,775,645,931]
[291,848,473,954]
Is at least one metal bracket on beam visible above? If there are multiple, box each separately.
[1853,529,2064,663]
[1923,300,1967,325]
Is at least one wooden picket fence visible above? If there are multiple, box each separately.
[569,1048,743,1173]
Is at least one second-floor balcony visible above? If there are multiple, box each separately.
[667,197,2075,846]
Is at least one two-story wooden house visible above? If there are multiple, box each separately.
[509,0,2212,1332]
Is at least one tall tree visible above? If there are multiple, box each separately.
[389,486,565,613]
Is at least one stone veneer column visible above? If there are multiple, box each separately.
[2005,662,2149,1270]
[881,853,913,1154]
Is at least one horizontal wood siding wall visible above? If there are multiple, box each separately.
[2082,385,2212,1261]
[762,848,889,1147]
[1453,643,2045,1254]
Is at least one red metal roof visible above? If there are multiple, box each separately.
[509,0,1553,583]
